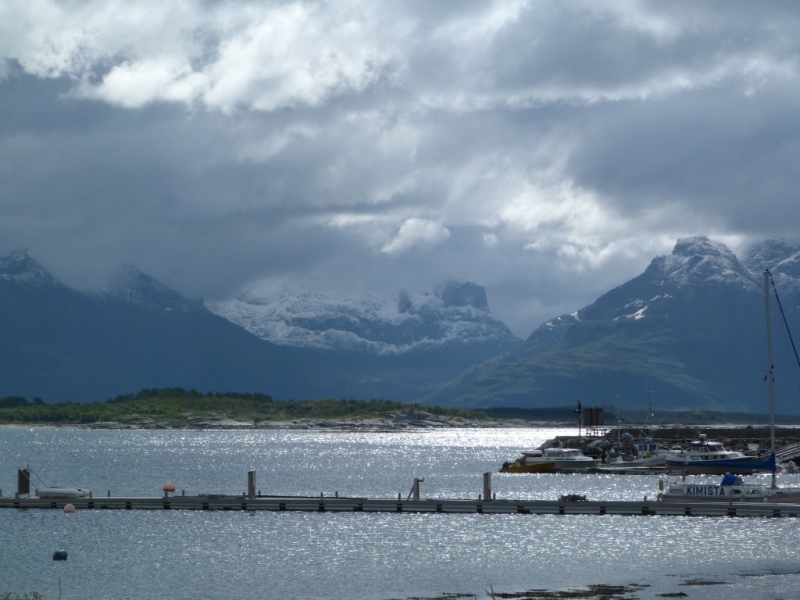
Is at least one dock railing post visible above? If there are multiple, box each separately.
[247,470,256,500]
[483,472,492,501]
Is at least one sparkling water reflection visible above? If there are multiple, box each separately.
[1,427,800,599]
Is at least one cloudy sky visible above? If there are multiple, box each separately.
[2,1,800,337]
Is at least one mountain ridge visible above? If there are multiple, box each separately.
[425,236,800,414]
[0,253,520,403]
[207,279,520,356]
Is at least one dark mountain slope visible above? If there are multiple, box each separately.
[427,237,800,414]
[0,252,519,403]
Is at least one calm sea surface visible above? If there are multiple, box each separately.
[2,427,800,599]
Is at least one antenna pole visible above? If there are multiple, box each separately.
[765,269,776,489]
[616,396,621,445]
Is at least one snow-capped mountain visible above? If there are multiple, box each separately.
[0,253,520,403]
[743,239,800,297]
[104,264,206,313]
[208,280,521,356]
[429,236,800,413]
[0,250,61,288]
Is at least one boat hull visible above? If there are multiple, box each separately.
[36,488,91,499]
[500,462,557,473]
[659,484,800,503]
[665,454,773,475]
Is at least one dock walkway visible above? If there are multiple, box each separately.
[2,494,799,518]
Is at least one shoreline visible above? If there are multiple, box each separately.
[0,413,576,431]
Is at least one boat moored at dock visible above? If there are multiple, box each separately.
[658,467,800,503]
[501,447,596,473]
[664,434,762,474]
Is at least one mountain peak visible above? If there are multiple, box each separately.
[743,239,800,275]
[107,265,204,313]
[0,251,60,288]
[650,236,752,288]
[208,283,518,355]
[437,280,489,311]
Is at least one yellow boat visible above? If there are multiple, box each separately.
[500,450,557,473]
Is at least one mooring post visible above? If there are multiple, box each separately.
[483,472,492,501]
[247,470,256,500]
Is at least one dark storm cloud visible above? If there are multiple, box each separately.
[2,1,800,336]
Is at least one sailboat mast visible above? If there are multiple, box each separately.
[765,269,776,488]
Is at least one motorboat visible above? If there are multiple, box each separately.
[501,447,596,473]
[606,433,668,468]
[16,466,91,499]
[659,468,800,503]
[36,487,91,499]
[500,450,557,473]
[664,434,762,474]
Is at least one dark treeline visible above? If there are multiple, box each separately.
[106,387,274,404]
[0,396,45,408]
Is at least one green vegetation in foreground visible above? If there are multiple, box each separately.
[0,388,487,425]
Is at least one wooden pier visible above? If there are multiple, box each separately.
[2,494,800,518]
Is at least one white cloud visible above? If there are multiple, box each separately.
[381,218,450,255]
[4,1,800,336]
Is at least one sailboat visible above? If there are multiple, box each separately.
[659,269,800,503]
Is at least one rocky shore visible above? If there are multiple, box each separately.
[75,411,573,431]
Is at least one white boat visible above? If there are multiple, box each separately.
[606,432,669,468]
[36,487,91,499]
[659,471,800,503]
[501,447,596,473]
[539,447,597,470]
[500,450,557,473]
[659,269,800,502]
[604,393,669,468]
[664,434,762,474]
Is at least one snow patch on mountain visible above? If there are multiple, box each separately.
[104,265,206,313]
[0,251,61,288]
[654,236,755,289]
[207,281,520,355]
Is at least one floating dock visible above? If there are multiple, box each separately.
[3,494,800,518]
[4,468,799,518]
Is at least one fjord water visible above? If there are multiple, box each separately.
[2,427,800,600]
